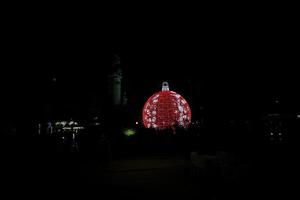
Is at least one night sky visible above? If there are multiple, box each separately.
[1,12,299,122]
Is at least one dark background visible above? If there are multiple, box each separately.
[2,12,299,122]
[1,6,299,199]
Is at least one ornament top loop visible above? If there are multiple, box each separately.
[162,81,169,91]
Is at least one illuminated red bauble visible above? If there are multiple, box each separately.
[143,82,192,129]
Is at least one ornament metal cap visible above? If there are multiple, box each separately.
[162,81,169,91]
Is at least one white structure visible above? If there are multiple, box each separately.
[108,54,122,106]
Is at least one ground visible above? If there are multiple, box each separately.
[1,137,297,199]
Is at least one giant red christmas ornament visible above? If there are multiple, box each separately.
[143,82,192,129]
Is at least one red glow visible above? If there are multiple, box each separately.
[142,82,192,130]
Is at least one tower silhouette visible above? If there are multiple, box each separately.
[108,54,122,106]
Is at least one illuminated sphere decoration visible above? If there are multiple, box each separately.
[142,82,192,130]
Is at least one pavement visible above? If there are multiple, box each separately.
[1,148,296,199]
